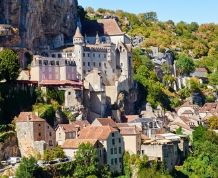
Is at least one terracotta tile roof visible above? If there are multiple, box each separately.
[124,115,138,123]
[141,134,150,140]
[116,123,130,127]
[39,80,83,87]
[119,126,140,135]
[71,120,90,128]
[95,118,117,128]
[82,19,124,36]
[199,103,218,113]
[182,110,193,114]
[62,139,98,149]
[16,112,45,122]
[58,124,78,133]
[78,126,117,140]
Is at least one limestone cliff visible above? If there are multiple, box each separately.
[0,136,20,161]
[0,0,78,50]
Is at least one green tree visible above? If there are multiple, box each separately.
[74,143,98,178]
[16,157,39,178]
[176,54,195,75]
[0,49,20,82]
[208,71,218,86]
[44,146,65,161]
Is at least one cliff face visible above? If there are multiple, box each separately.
[0,0,78,50]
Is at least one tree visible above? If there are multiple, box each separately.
[44,146,65,161]
[0,49,20,82]
[144,11,158,21]
[16,157,39,178]
[176,54,195,75]
[207,116,218,129]
[73,143,98,178]
[208,71,218,86]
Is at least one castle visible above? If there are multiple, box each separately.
[30,18,135,120]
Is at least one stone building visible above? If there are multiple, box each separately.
[78,125,124,173]
[15,112,55,157]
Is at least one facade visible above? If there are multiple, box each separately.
[141,139,177,171]
[56,121,90,145]
[62,139,104,165]
[119,126,141,154]
[56,124,78,146]
[78,126,124,173]
[15,112,55,157]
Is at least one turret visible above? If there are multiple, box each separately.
[73,26,84,80]
[95,32,100,45]
[73,26,84,45]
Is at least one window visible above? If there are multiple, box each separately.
[141,150,144,155]
[43,60,48,65]
[38,133,41,137]
[88,62,90,66]
[87,53,90,57]
[83,62,85,66]
[104,63,107,68]
[83,53,85,57]
[104,54,106,58]
[51,54,56,58]
[99,150,102,157]
[39,60,42,65]
[119,147,121,154]
[67,53,72,57]
[112,139,115,145]
[50,61,55,65]
[111,159,114,165]
[114,147,117,154]
[99,54,101,58]
[56,61,59,66]
[49,140,53,146]
[58,54,62,58]
[49,132,52,136]
[68,92,71,95]
[112,133,115,137]
[110,148,113,154]
[93,62,95,67]
[119,138,121,143]
[115,158,117,165]
[119,157,122,163]
[93,53,95,57]
[38,124,41,127]
[99,63,101,67]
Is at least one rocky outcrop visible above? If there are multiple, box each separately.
[0,135,20,161]
[0,0,78,50]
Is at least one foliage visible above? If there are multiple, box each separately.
[122,152,172,178]
[0,49,20,82]
[16,157,40,178]
[181,126,218,177]
[207,116,218,129]
[33,103,56,126]
[44,146,65,161]
[208,71,218,86]
[73,143,99,178]
[188,77,201,92]
[44,161,75,178]
[176,54,195,75]
[175,127,183,135]
[63,109,76,122]
[0,83,37,124]
[46,88,65,105]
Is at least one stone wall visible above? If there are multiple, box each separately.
[0,0,78,50]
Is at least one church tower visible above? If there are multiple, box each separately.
[73,26,84,80]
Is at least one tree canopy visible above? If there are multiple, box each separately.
[0,49,20,82]
[176,54,195,75]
